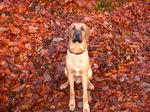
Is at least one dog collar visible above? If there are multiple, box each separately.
[69,48,86,55]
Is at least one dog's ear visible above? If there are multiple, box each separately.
[85,26,92,38]
[65,25,71,37]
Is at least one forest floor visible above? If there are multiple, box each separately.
[0,0,150,112]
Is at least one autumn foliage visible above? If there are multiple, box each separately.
[0,0,150,111]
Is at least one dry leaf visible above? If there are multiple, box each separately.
[52,37,64,42]
[94,75,104,82]
[77,101,83,108]
[40,48,49,57]
[11,83,26,92]
[0,0,149,111]
[43,68,51,82]
[0,27,8,32]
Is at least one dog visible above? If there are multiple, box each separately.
[60,23,94,112]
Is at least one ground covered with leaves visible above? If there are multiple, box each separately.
[0,0,150,111]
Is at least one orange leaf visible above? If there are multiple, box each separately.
[118,68,130,73]
[11,83,26,92]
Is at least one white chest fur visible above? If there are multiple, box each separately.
[73,67,81,76]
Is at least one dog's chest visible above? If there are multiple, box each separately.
[66,50,89,77]
[72,67,82,83]
[73,66,81,76]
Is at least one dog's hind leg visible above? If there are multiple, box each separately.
[60,81,68,90]
[88,68,94,90]
[88,80,94,90]
[60,68,69,89]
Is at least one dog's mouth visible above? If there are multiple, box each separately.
[72,30,82,43]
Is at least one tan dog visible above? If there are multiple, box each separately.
[60,23,94,112]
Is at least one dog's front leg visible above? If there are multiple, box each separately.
[68,73,75,111]
[82,74,90,112]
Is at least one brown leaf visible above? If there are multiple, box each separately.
[0,5,5,11]
[104,72,113,76]
[20,98,32,110]
[77,101,83,108]
[94,75,104,82]
[50,105,55,109]
[24,61,35,70]
[57,66,64,72]
[88,91,92,102]
[118,68,130,73]
[40,48,49,57]
[119,74,127,82]
[106,45,112,51]
[5,56,15,65]
[43,68,51,82]
[28,26,38,33]
[92,63,99,69]
[25,43,32,49]
[49,44,55,55]
[0,27,8,32]
[134,75,140,81]
[11,83,26,92]
[56,110,63,112]
[0,102,8,108]
[52,37,64,42]
[55,20,60,26]
[37,46,43,52]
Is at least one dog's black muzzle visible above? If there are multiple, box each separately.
[72,30,82,43]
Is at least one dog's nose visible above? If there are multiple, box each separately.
[73,31,82,43]
[74,31,81,37]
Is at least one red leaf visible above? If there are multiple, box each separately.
[43,68,51,82]
[0,27,8,32]
[77,101,83,108]
[11,83,26,92]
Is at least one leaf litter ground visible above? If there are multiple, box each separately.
[0,0,150,111]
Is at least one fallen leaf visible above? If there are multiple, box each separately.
[5,56,15,65]
[118,68,130,73]
[0,0,149,111]
[49,44,55,55]
[11,83,26,92]
[28,26,38,33]
[0,27,8,32]
[20,98,32,110]
[52,37,64,42]
[37,45,43,52]
[119,74,127,82]
[88,91,92,102]
[134,75,140,81]
[77,101,83,108]
[25,43,32,49]
[43,68,51,82]
[0,5,5,11]
[94,75,104,82]
[40,48,49,57]
[104,72,113,76]
[55,20,60,26]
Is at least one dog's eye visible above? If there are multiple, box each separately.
[81,26,84,31]
[72,26,75,30]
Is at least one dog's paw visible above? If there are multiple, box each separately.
[83,104,90,112]
[59,85,66,90]
[59,81,68,90]
[69,100,75,111]
[88,83,94,90]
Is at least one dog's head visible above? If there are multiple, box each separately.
[65,23,92,54]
